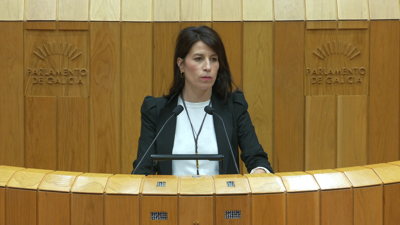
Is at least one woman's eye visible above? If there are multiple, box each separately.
[211,58,218,62]
[194,57,202,61]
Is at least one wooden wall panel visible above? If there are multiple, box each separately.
[0,188,4,225]
[58,97,89,172]
[275,0,305,21]
[90,0,120,21]
[369,0,399,20]
[337,0,369,20]
[38,191,70,225]
[58,0,89,21]
[180,22,212,30]
[287,192,319,225]
[121,23,153,174]
[90,22,121,174]
[213,22,243,88]
[122,0,152,22]
[154,0,180,22]
[213,0,242,21]
[337,96,368,168]
[179,196,214,224]
[384,184,400,225]
[71,194,104,225]
[0,0,24,21]
[153,23,180,97]
[243,22,274,169]
[0,22,24,167]
[252,194,285,225]
[369,21,399,164]
[354,186,383,225]
[25,97,57,170]
[305,96,336,170]
[6,189,36,225]
[243,0,273,21]
[306,0,337,21]
[26,0,56,21]
[320,189,353,225]
[105,195,139,225]
[274,22,305,172]
[181,0,212,22]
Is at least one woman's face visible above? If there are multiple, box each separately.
[177,41,219,95]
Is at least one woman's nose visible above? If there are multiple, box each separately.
[203,60,211,71]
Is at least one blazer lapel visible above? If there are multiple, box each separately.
[211,94,233,174]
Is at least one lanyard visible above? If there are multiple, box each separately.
[180,95,212,175]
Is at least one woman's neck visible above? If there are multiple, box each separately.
[181,87,212,103]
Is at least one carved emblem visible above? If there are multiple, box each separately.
[33,41,82,61]
[313,41,360,60]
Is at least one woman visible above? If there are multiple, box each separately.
[133,26,273,175]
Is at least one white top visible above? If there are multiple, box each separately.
[172,97,219,176]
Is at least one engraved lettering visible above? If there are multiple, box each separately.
[359,67,366,75]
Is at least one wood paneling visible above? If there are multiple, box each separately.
[213,0,242,21]
[321,189,353,225]
[0,22,24,167]
[275,0,305,21]
[0,188,4,225]
[0,0,24,21]
[181,0,212,22]
[179,196,214,224]
[122,0,152,22]
[252,194,285,225]
[57,22,89,30]
[337,96,368,167]
[90,0,120,21]
[243,0,273,21]
[26,0,56,21]
[369,21,399,164]
[24,21,56,30]
[58,0,89,21]
[216,195,251,225]
[58,97,89,172]
[6,189,36,225]
[384,184,400,225]
[90,22,121,174]
[369,0,399,20]
[180,22,212,30]
[305,96,336,170]
[141,196,178,225]
[337,0,369,20]
[25,97,57,170]
[121,23,153,174]
[287,192,319,225]
[213,22,243,88]
[354,186,383,225]
[38,191,70,225]
[71,193,104,225]
[274,22,305,172]
[105,195,139,225]
[338,21,369,29]
[154,0,180,22]
[306,0,337,21]
[243,22,274,169]
[153,23,180,97]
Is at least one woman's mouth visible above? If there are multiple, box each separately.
[201,76,212,81]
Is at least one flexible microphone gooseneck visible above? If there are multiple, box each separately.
[132,105,184,174]
[204,106,240,174]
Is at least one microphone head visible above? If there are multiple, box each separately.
[172,105,184,116]
[204,106,215,115]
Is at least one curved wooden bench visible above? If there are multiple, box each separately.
[1,162,399,225]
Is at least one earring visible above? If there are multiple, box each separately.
[181,72,184,78]
[217,73,221,80]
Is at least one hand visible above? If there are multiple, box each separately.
[252,168,266,174]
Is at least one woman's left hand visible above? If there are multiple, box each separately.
[252,168,266,174]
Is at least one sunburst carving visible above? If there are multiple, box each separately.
[34,41,82,61]
[313,41,360,60]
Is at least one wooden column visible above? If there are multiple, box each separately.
[0,166,24,225]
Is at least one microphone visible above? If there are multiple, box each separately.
[204,106,240,174]
[132,105,184,174]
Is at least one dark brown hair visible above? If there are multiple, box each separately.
[164,26,237,103]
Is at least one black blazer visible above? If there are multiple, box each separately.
[132,90,273,175]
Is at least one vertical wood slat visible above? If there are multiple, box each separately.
[58,97,89,172]
[286,192,319,225]
[337,0,369,20]
[153,23,180,97]
[252,194,285,225]
[305,0,337,21]
[0,0,24,21]
[0,188,4,225]
[181,0,212,22]
[121,0,152,22]
[153,0,180,22]
[337,96,368,168]
[213,0,242,21]
[25,97,57,170]
[274,22,305,172]
[178,196,214,224]
[354,186,383,225]
[369,0,400,20]
[6,189,37,225]
[105,195,140,225]
[0,22,24,167]
[58,0,89,21]
[90,22,121,174]
[274,0,305,21]
[90,0,120,21]
[369,21,400,164]
[213,22,243,88]
[243,22,274,170]
[71,194,104,225]
[384,184,400,225]
[38,191,70,225]
[243,0,273,21]
[305,96,337,171]
[25,0,57,21]
[121,23,153,174]
[320,189,353,225]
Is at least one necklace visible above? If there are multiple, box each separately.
[180,94,212,175]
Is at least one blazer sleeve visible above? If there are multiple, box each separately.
[233,91,274,173]
[132,96,158,175]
